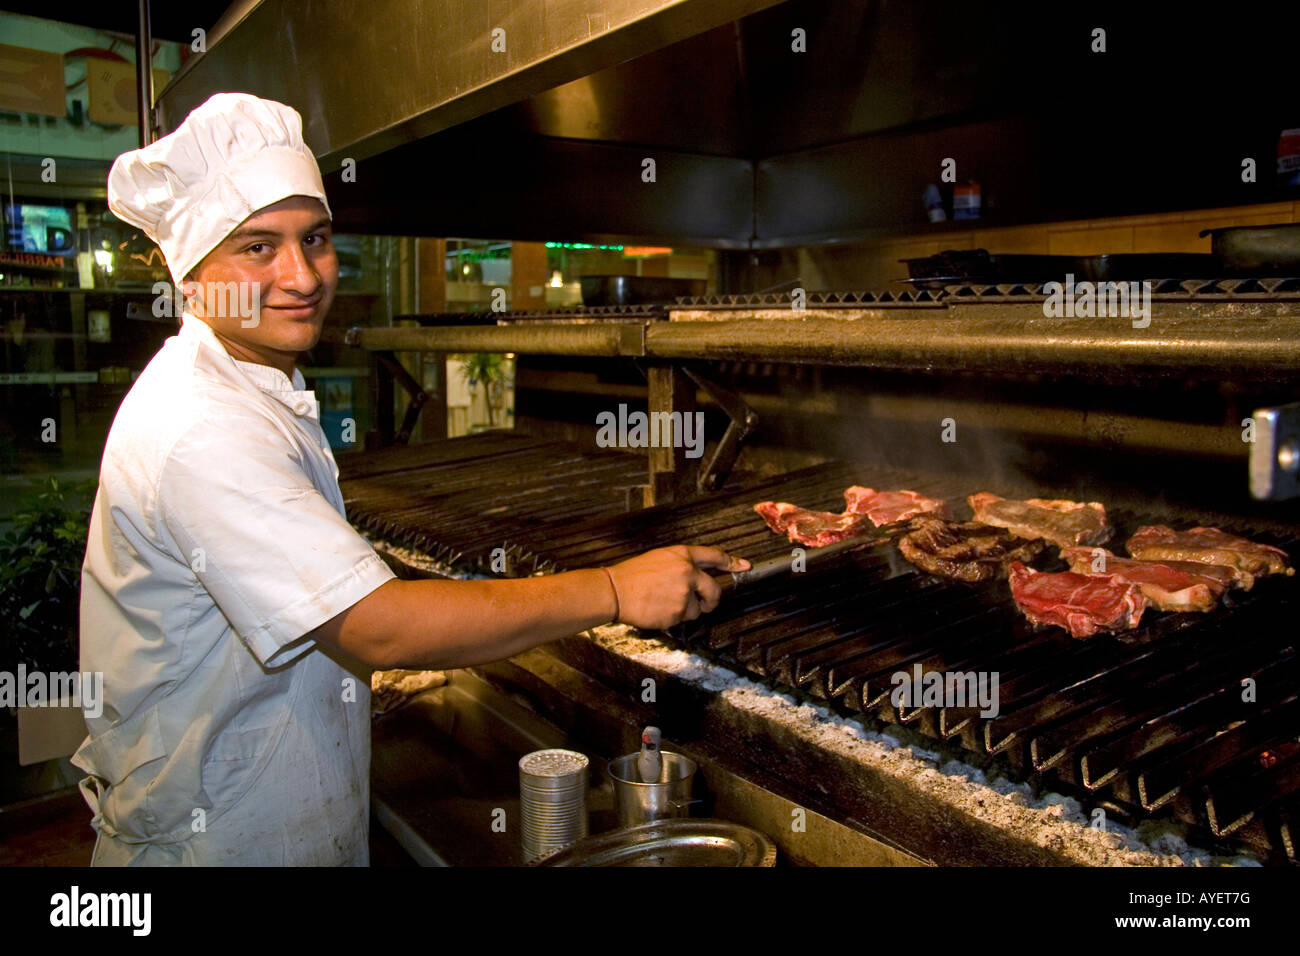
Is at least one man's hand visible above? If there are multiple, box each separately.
[605,545,750,630]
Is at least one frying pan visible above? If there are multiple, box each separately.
[579,275,706,306]
[1078,253,1220,282]
[900,249,1081,289]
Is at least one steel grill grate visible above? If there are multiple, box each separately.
[339,434,652,570]
[400,279,1300,327]
[341,436,1300,860]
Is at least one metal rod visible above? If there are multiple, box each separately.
[649,313,1300,376]
[354,324,635,356]
[136,0,154,147]
[718,533,896,591]
[348,307,1300,377]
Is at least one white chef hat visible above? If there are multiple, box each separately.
[107,92,332,286]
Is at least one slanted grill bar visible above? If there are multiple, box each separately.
[1026,630,1291,774]
[1207,749,1300,838]
[1078,662,1300,792]
[341,433,650,569]
[1139,692,1300,813]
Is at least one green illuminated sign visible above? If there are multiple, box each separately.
[544,242,625,251]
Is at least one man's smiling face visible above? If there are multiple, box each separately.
[183,195,337,375]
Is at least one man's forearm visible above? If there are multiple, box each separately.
[309,544,745,670]
[334,570,619,670]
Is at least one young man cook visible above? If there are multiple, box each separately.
[76,92,747,866]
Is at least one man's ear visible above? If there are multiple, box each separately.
[178,270,199,312]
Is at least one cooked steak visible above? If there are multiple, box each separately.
[1060,547,1229,612]
[1126,526,1293,590]
[843,487,952,526]
[899,517,1045,582]
[1007,561,1147,638]
[969,492,1111,549]
[753,501,875,548]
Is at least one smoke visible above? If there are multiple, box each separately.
[747,367,1288,526]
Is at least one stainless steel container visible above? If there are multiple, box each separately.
[608,751,698,827]
[518,749,589,862]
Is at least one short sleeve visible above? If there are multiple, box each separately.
[157,412,395,667]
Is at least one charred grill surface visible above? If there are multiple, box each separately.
[342,436,1300,861]
[338,434,651,571]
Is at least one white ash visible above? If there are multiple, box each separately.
[583,623,1262,868]
[364,536,469,580]
[370,668,448,717]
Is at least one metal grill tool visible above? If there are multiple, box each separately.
[717,532,903,591]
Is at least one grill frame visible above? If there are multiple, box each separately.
[342,437,1300,862]
[343,281,1300,863]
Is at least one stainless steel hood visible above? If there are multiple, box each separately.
[153,0,1027,247]
[155,0,783,247]
[155,0,1300,249]
[158,0,789,167]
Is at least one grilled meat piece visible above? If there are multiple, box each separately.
[843,487,952,527]
[1060,547,1229,612]
[753,501,875,548]
[755,487,949,546]
[968,492,1111,549]
[1126,526,1293,590]
[1008,561,1148,638]
[899,517,1045,582]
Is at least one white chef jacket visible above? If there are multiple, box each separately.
[75,311,396,865]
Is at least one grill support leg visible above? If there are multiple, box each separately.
[365,349,430,448]
[645,363,696,506]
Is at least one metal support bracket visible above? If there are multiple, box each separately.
[374,350,429,445]
[632,360,757,504]
[1250,401,1300,500]
[682,364,759,493]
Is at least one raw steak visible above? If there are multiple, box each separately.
[1126,526,1293,590]
[754,486,949,546]
[1007,561,1147,638]
[753,501,875,548]
[843,487,953,527]
[1060,547,1228,612]
[969,492,1111,549]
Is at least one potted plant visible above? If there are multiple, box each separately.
[460,352,507,428]
[1,477,95,789]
